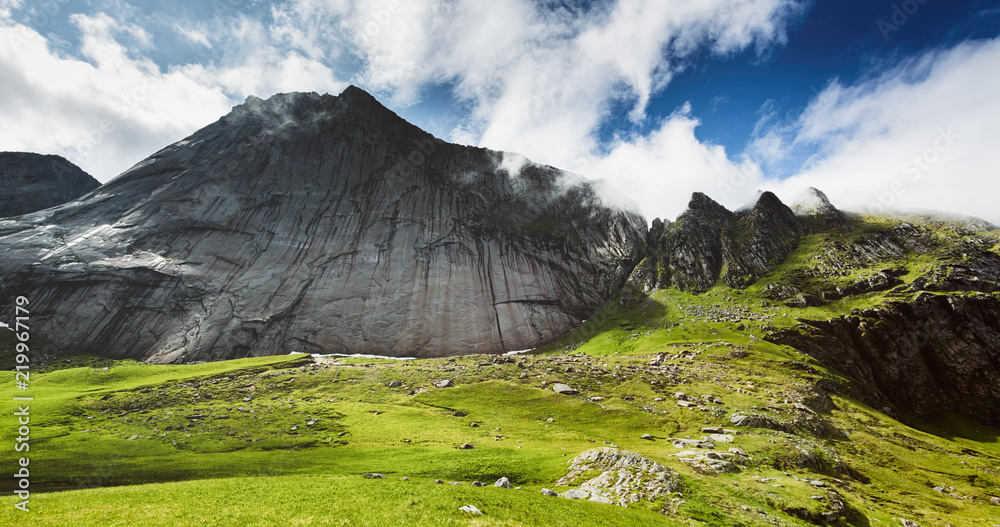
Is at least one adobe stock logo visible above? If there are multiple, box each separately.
[867,127,959,215]
[878,0,930,41]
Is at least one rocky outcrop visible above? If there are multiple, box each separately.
[623,191,802,303]
[768,293,1000,426]
[0,153,100,217]
[0,86,644,362]
[556,448,683,507]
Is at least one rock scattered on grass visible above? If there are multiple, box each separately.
[552,383,578,395]
[363,473,386,479]
[436,379,453,388]
[435,479,444,484]
[641,434,653,440]
[459,443,474,449]
[541,488,557,496]
[991,496,1000,506]
[561,488,589,499]
[494,477,513,489]
[459,505,482,515]
[471,481,483,487]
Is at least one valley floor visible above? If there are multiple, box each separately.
[2,338,999,526]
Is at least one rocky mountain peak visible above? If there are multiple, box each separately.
[684,192,733,222]
[791,187,846,226]
[623,190,805,301]
[0,152,100,217]
[0,87,644,362]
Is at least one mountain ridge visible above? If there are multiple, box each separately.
[0,86,644,363]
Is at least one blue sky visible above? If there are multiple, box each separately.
[1,0,999,223]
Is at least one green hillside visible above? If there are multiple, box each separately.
[2,214,999,526]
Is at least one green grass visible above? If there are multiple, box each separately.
[2,214,1000,525]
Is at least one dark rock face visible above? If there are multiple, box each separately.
[0,153,100,217]
[768,294,1000,426]
[623,191,803,303]
[0,86,644,362]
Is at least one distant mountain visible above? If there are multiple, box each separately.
[0,152,100,217]
[0,86,643,362]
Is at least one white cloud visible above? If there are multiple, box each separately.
[761,37,1000,225]
[174,25,211,48]
[0,8,346,182]
[588,105,765,219]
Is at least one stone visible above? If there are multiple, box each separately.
[552,383,578,395]
[399,477,409,481]
[453,411,467,417]
[471,481,483,487]
[458,505,482,515]
[387,381,402,388]
[0,86,645,364]
[434,479,444,484]
[991,496,1000,506]
[561,489,590,499]
[641,433,653,440]
[494,477,513,489]
[589,495,613,504]
[557,448,683,506]
[459,443,474,450]
[363,473,386,479]
[702,427,725,434]
[470,422,479,427]
[541,488,557,496]
[900,520,920,527]
[708,434,734,443]
[436,379,453,388]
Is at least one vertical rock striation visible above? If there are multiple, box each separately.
[0,86,644,362]
[622,191,802,304]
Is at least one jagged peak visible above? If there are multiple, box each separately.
[226,86,399,126]
[791,187,847,226]
[752,191,790,213]
[791,187,844,220]
[683,192,732,220]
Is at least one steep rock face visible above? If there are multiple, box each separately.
[0,153,101,217]
[0,86,645,362]
[623,191,802,303]
[768,294,1000,426]
[722,191,803,288]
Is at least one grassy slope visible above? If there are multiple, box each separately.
[2,216,1000,526]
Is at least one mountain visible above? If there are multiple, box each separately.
[613,190,1000,426]
[0,152,100,217]
[622,191,803,303]
[0,86,644,362]
[3,86,999,430]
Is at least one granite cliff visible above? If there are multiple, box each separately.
[0,86,644,362]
